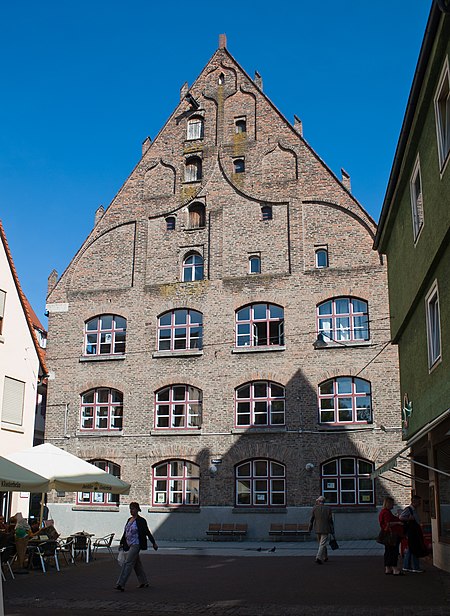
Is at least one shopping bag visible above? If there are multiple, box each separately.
[329,535,339,550]
[117,548,126,566]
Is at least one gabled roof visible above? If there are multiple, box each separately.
[0,220,48,375]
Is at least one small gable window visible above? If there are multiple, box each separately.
[218,73,225,85]
[188,203,206,228]
[187,117,204,141]
[182,252,204,282]
[235,118,247,134]
[233,158,245,174]
[166,216,176,231]
[315,248,328,268]
[261,205,272,221]
[249,255,261,274]
[185,156,202,182]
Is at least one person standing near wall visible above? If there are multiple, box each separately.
[116,502,158,591]
[400,495,427,573]
[309,496,334,564]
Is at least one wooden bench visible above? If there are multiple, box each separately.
[269,523,311,541]
[206,523,248,541]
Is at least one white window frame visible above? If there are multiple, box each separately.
[315,248,328,268]
[410,155,424,242]
[0,290,6,336]
[153,460,200,507]
[187,117,204,141]
[425,281,441,370]
[1,376,25,427]
[434,57,450,172]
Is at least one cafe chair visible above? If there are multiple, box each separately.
[92,533,115,560]
[57,537,75,566]
[0,546,16,580]
[72,533,91,563]
[33,540,60,573]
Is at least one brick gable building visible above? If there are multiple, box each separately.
[45,39,407,540]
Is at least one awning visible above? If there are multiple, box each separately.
[371,408,450,479]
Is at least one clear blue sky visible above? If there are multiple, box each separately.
[0,1,431,322]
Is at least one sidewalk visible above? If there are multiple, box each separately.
[3,540,450,616]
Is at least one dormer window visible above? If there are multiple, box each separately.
[235,118,247,134]
[187,117,204,141]
[185,156,202,182]
[233,158,245,174]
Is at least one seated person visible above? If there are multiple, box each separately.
[0,514,7,532]
[13,513,41,571]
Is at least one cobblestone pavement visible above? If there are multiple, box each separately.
[3,543,450,616]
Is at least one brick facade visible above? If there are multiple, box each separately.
[45,44,408,540]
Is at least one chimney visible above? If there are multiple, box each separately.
[95,205,105,226]
[142,136,152,156]
[254,71,263,91]
[219,33,227,49]
[47,270,58,297]
[341,168,351,192]
[180,81,189,101]
[294,115,303,136]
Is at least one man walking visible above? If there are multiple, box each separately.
[309,496,334,564]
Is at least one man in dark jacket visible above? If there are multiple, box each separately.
[116,502,158,591]
[309,496,334,564]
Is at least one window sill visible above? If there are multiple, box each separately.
[79,354,126,362]
[151,428,202,436]
[152,349,203,359]
[232,507,286,514]
[232,345,286,354]
[331,506,376,513]
[182,180,202,185]
[72,506,121,512]
[76,430,124,437]
[314,340,372,350]
[148,506,200,513]
[1,422,24,434]
[317,425,374,432]
[232,427,287,434]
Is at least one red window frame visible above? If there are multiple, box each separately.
[76,460,121,506]
[80,388,123,431]
[154,384,202,430]
[321,457,374,506]
[84,314,126,356]
[317,297,369,342]
[182,253,204,281]
[235,303,284,348]
[235,381,285,427]
[318,377,372,425]
[157,309,203,351]
[235,459,286,507]
[152,460,200,507]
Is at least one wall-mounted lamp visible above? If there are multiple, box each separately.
[305,463,315,471]
[209,464,218,478]
[313,333,327,349]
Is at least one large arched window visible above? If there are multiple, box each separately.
[321,457,374,505]
[155,384,202,429]
[77,460,121,505]
[182,253,204,281]
[187,116,204,141]
[318,377,372,424]
[236,459,285,507]
[235,303,284,347]
[188,202,206,228]
[153,460,199,506]
[84,315,126,356]
[80,388,123,431]
[158,309,203,351]
[317,297,369,342]
[235,381,285,427]
[185,156,202,182]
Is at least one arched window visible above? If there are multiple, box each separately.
[261,205,272,221]
[235,381,285,427]
[188,202,206,228]
[233,158,245,173]
[185,156,202,182]
[218,73,225,85]
[182,253,204,282]
[318,377,372,424]
[155,384,202,429]
[166,216,176,231]
[236,303,284,347]
[153,460,200,506]
[77,460,121,505]
[84,315,126,356]
[315,248,328,268]
[317,297,369,342]
[249,255,261,274]
[187,116,204,140]
[235,118,247,133]
[321,457,374,505]
[80,388,123,431]
[236,459,285,507]
[158,309,203,351]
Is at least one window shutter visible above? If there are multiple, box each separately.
[2,377,25,425]
[0,290,6,317]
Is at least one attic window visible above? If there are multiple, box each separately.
[185,156,202,182]
[0,290,5,335]
[235,118,247,134]
[166,216,176,231]
[218,73,225,85]
[233,158,245,174]
[188,203,206,228]
[261,205,272,221]
[187,117,204,141]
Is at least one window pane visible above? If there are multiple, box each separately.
[173,386,186,401]
[269,305,283,319]
[174,310,188,325]
[322,461,337,475]
[254,460,268,476]
[336,378,352,394]
[237,385,250,399]
[101,315,113,329]
[253,304,267,320]
[318,301,332,316]
[237,463,251,477]
[319,380,333,396]
[340,459,355,474]
[335,299,349,314]
[237,307,250,321]
[253,382,267,397]
[190,311,202,325]
[358,460,373,475]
